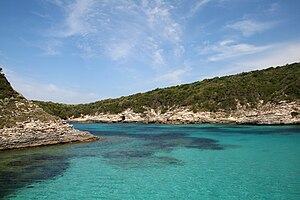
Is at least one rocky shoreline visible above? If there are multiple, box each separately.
[0,70,99,151]
[0,119,98,151]
[69,101,300,125]
[1,101,299,151]
[0,96,99,151]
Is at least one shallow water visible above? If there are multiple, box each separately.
[1,123,300,199]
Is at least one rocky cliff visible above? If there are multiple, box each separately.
[0,69,98,150]
[69,100,300,125]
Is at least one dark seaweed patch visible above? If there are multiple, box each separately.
[156,156,183,165]
[103,150,152,159]
[92,130,223,151]
[74,125,229,168]
[0,152,69,199]
[89,129,224,169]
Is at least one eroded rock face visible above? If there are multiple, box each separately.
[0,120,98,150]
[0,76,98,151]
[69,101,300,125]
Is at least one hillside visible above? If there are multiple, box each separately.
[0,68,57,129]
[0,69,98,150]
[0,67,19,100]
[35,63,300,122]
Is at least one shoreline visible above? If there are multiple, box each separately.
[0,136,99,152]
[69,120,300,126]
[0,120,99,151]
[1,100,299,151]
[68,101,300,126]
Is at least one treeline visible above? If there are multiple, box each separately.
[34,62,300,119]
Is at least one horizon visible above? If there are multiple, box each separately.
[1,0,300,104]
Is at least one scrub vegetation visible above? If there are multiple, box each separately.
[33,63,300,119]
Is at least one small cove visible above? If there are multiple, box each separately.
[1,123,300,199]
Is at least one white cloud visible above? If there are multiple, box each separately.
[3,69,100,104]
[174,45,185,56]
[31,11,52,19]
[187,0,210,18]
[53,0,97,37]
[199,40,271,61]
[41,40,62,56]
[267,2,279,13]
[154,65,191,85]
[76,42,95,59]
[226,20,275,37]
[153,49,166,67]
[199,40,300,76]
[238,41,300,68]
[106,42,133,61]
[19,37,62,56]
[44,0,184,65]
[142,1,182,44]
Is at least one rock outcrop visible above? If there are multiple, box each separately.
[69,101,300,125]
[0,98,98,150]
[0,71,98,151]
[0,120,97,150]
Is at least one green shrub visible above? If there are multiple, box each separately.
[34,62,300,117]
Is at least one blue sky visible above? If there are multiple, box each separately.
[0,0,300,104]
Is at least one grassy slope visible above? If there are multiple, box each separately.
[34,63,300,119]
[0,70,19,100]
[0,70,57,128]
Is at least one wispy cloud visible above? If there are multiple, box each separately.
[198,40,300,76]
[43,0,184,65]
[267,2,279,13]
[105,42,133,61]
[199,40,271,61]
[154,65,191,85]
[76,42,95,59]
[20,37,62,56]
[187,0,210,18]
[174,45,185,56]
[238,41,300,68]
[41,40,62,56]
[226,19,275,37]
[31,11,52,19]
[52,0,97,37]
[153,49,166,67]
[143,2,181,43]
[4,69,101,104]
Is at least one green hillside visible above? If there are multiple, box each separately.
[0,69,57,128]
[35,63,300,119]
[0,68,19,100]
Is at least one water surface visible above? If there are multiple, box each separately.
[1,123,300,199]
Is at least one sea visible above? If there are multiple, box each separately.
[1,123,300,199]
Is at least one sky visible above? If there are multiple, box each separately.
[0,0,300,104]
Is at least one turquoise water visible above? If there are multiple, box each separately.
[1,124,300,199]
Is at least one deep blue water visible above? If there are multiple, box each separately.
[1,123,300,199]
